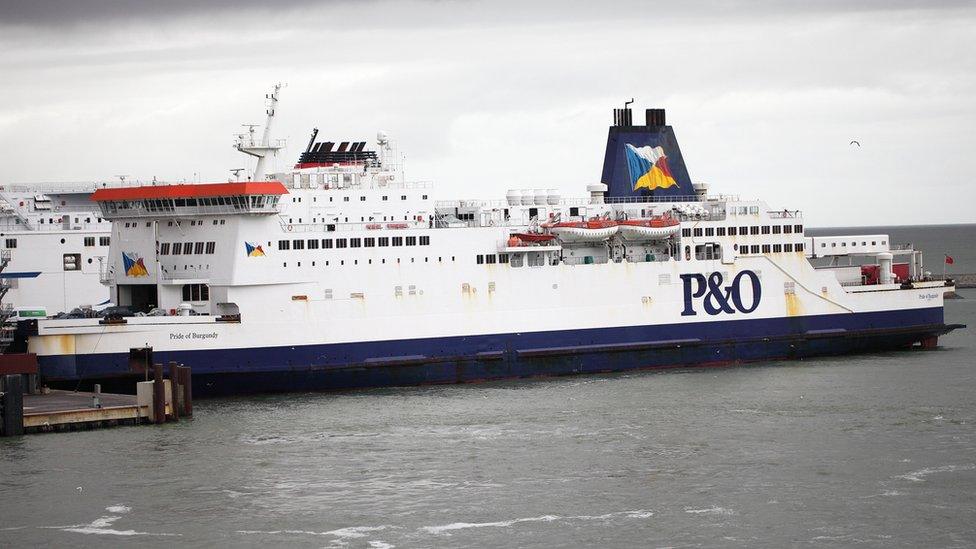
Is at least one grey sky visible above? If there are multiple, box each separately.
[1,0,974,226]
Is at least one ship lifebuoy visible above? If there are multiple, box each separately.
[287,225,293,232]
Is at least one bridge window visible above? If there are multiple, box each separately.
[693,228,703,237]
[160,243,171,255]
[784,225,793,234]
[761,226,770,235]
[406,236,417,246]
[308,239,319,250]
[739,226,748,235]
[795,225,803,233]
[194,242,205,254]
[750,245,760,254]
[761,244,771,253]
[84,237,95,246]
[364,238,375,247]
[772,225,782,234]
[705,227,714,237]
[750,226,759,235]
[773,244,782,253]
[727,227,737,236]
[322,239,333,249]
[336,239,347,249]
[796,243,804,252]
[785,243,794,252]
[350,238,362,248]
[486,254,497,264]
[182,283,209,302]
[293,239,305,250]
[205,242,216,254]
[682,228,691,237]
[378,237,389,247]
[477,254,484,264]
[278,240,290,250]
[392,237,403,246]
[420,236,430,245]
[716,227,726,236]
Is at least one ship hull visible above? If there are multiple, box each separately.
[37,306,957,396]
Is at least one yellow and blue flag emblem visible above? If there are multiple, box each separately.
[122,252,149,277]
[625,144,678,191]
[245,242,266,257]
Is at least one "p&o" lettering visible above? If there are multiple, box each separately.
[680,270,762,316]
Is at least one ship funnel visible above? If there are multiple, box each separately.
[600,105,693,201]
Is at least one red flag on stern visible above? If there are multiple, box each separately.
[945,255,955,265]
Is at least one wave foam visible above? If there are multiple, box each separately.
[684,507,734,516]
[56,515,178,537]
[897,464,976,482]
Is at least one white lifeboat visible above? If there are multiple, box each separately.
[617,216,680,241]
[543,219,618,243]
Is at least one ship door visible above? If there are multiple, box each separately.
[118,284,158,313]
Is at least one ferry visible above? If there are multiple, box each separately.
[0,184,113,317]
[25,88,963,395]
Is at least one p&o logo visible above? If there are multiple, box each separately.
[680,270,762,316]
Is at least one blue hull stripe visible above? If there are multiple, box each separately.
[39,307,952,396]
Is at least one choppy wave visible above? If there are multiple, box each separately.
[684,507,734,516]
[53,515,179,537]
[896,464,976,482]
[421,509,653,535]
[237,525,387,538]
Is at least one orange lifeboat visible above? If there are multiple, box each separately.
[542,219,618,243]
[617,215,680,241]
[511,232,557,244]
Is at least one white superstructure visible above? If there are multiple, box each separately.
[0,184,113,315]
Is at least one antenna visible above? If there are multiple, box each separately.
[230,168,245,181]
[114,175,128,185]
[235,83,285,181]
[624,98,634,109]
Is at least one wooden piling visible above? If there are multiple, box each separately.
[179,365,193,417]
[152,363,165,424]
[1,374,24,436]
[168,361,180,421]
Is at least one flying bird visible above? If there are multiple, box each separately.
[850,140,861,147]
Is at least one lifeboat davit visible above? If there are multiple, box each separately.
[617,216,681,241]
[543,219,618,243]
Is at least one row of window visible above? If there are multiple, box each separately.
[820,240,886,248]
[683,224,804,238]
[40,216,103,225]
[4,237,110,249]
[278,236,431,251]
[104,195,279,214]
[281,256,457,267]
[475,253,511,265]
[160,242,216,255]
[740,243,806,254]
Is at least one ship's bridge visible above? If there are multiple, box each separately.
[91,182,288,219]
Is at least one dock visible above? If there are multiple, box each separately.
[22,390,146,433]
[0,357,192,436]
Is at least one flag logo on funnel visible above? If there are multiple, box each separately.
[245,242,266,257]
[625,144,678,192]
[122,252,149,277]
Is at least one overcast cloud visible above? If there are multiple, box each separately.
[1,0,973,226]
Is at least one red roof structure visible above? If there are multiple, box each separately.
[91,182,288,202]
